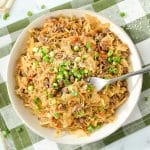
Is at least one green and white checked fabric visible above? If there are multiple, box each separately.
[0,0,150,150]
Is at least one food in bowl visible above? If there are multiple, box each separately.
[15,15,130,136]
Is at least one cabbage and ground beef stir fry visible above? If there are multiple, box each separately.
[15,15,130,136]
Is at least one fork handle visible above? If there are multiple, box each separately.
[109,65,150,83]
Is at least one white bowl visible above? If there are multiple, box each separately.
[7,9,142,145]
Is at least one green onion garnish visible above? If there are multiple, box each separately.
[41,4,46,9]
[64,71,69,77]
[57,74,63,80]
[72,91,78,96]
[78,109,85,117]
[107,67,118,74]
[112,56,121,64]
[34,97,40,104]
[120,12,126,17]
[87,84,94,91]
[107,50,113,57]
[43,55,49,62]
[85,42,91,49]
[39,49,46,57]
[87,125,94,132]
[33,60,39,67]
[64,79,70,86]
[27,11,33,17]
[53,112,59,119]
[41,47,48,53]
[107,57,113,63]
[49,58,54,63]
[35,105,40,110]
[3,12,10,20]
[76,74,82,80]
[64,60,71,66]
[2,128,10,138]
[52,82,58,89]
[80,69,85,75]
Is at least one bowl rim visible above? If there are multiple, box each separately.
[7,9,143,145]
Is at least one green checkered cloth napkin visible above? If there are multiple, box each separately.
[0,0,150,150]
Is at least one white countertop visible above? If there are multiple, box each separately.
[0,0,150,149]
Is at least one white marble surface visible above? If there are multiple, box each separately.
[0,0,150,150]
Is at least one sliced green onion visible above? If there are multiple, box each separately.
[41,4,46,9]
[80,69,88,75]
[33,60,39,68]
[3,12,10,20]
[107,67,117,74]
[59,67,65,72]
[107,49,113,57]
[120,12,126,17]
[60,62,65,67]
[34,97,40,104]
[57,74,63,80]
[39,49,46,57]
[87,84,94,91]
[42,47,49,53]
[72,67,78,73]
[27,11,33,17]
[80,69,85,75]
[64,70,69,77]
[72,91,78,96]
[85,42,91,49]
[84,69,88,74]
[112,56,121,64]
[87,125,94,132]
[64,79,70,86]
[49,58,54,63]
[78,109,85,117]
[64,60,71,66]
[53,112,59,119]
[35,105,40,110]
[76,74,82,80]
[43,54,49,62]
[52,82,58,89]
[28,85,34,92]
[58,71,64,76]
[2,128,10,138]
[107,57,113,63]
